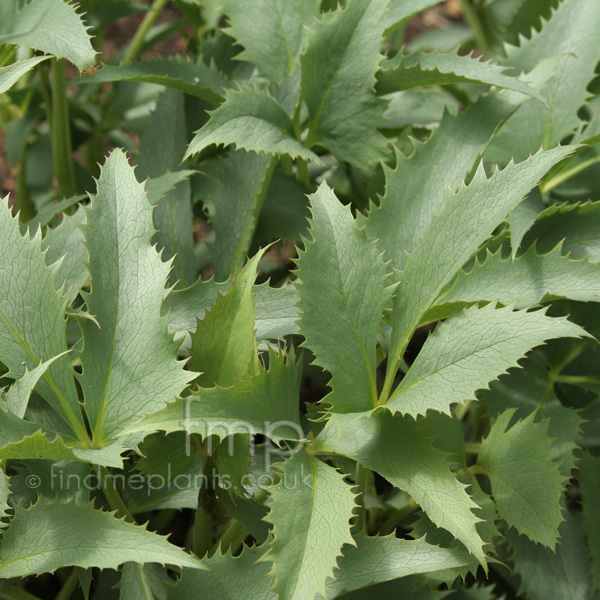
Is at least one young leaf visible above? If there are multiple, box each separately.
[260,448,356,600]
[195,150,276,281]
[376,48,545,102]
[578,451,600,590]
[78,149,194,443]
[0,199,83,437]
[300,0,389,168]
[120,350,302,443]
[184,87,318,161]
[75,56,228,103]
[222,0,319,83]
[316,412,486,566]
[325,534,481,598]
[478,409,565,547]
[0,500,205,578]
[387,145,575,378]
[387,304,587,417]
[295,183,392,413]
[0,0,96,72]
[441,244,600,308]
[0,56,50,94]
[189,250,265,387]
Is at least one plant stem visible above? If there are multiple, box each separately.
[55,569,79,600]
[554,374,600,386]
[540,154,600,194]
[378,497,418,536]
[50,59,76,199]
[353,463,370,533]
[464,441,482,455]
[123,0,170,63]
[99,466,135,523]
[192,504,213,557]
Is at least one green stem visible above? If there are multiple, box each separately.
[459,0,494,54]
[353,463,370,534]
[540,154,600,194]
[554,374,600,386]
[50,59,76,198]
[122,0,170,62]
[192,504,213,557]
[99,466,135,523]
[55,569,78,600]
[464,441,482,455]
[379,497,418,536]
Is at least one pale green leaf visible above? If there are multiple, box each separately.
[0,500,205,578]
[195,150,275,281]
[145,170,196,207]
[117,563,170,600]
[260,448,356,600]
[376,48,545,102]
[295,183,392,413]
[316,412,486,566]
[388,145,575,374]
[325,534,481,598]
[501,0,560,46]
[300,0,389,168]
[222,0,319,83]
[189,250,265,387]
[478,409,565,547]
[75,56,228,103]
[0,198,83,436]
[0,0,96,72]
[507,189,544,258]
[579,451,600,590]
[383,0,442,33]
[79,149,194,442]
[441,244,600,308]
[170,544,276,600]
[0,467,9,521]
[0,55,50,94]
[184,87,318,161]
[387,304,586,417]
[120,350,301,443]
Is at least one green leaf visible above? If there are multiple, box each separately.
[170,544,276,600]
[300,0,389,168]
[578,451,600,590]
[0,467,9,521]
[0,55,50,94]
[362,57,559,271]
[195,150,276,281]
[222,0,319,83]
[78,149,194,443]
[145,170,196,207]
[383,0,443,33]
[386,304,587,417]
[0,500,205,578]
[75,56,228,103]
[501,0,560,46]
[507,514,594,600]
[376,48,545,102]
[522,201,600,261]
[506,189,545,258]
[189,250,265,387]
[137,88,196,288]
[117,563,171,600]
[0,198,84,437]
[478,408,565,547]
[387,145,575,378]
[316,412,486,566]
[184,87,318,162]
[441,244,600,308]
[4,353,67,418]
[120,349,301,443]
[295,183,392,413]
[325,534,482,598]
[260,448,356,600]
[0,0,96,72]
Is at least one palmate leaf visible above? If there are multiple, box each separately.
[189,250,265,387]
[171,544,276,599]
[0,198,84,438]
[362,56,560,271]
[0,0,96,72]
[478,409,565,547]
[578,451,600,590]
[324,534,481,599]
[386,304,586,418]
[222,0,319,83]
[376,48,545,102]
[195,150,276,281]
[316,412,486,566]
[387,145,575,376]
[440,244,600,308]
[79,149,195,443]
[75,56,228,104]
[184,87,318,162]
[0,500,205,578]
[295,183,392,413]
[300,0,389,168]
[260,448,356,600]
[120,350,301,444]
[0,56,50,94]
